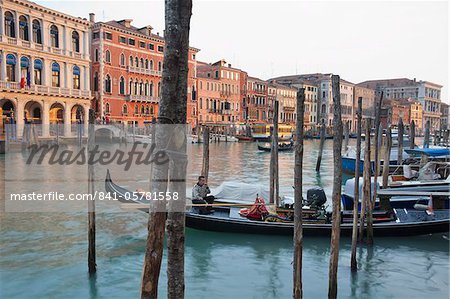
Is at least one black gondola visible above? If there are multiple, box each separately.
[257,142,294,152]
[105,170,450,237]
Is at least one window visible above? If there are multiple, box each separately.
[120,53,125,66]
[129,79,133,95]
[122,104,128,114]
[128,38,135,46]
[139,41,145,48]
[32,20,42,44]
[149,60,153,70]
[50,25,59,48]
[72,31,80,53]
[19,16,29,41]
[157,45,164,52]
[129,56,133,66]
[51,62,60,87]
[144,81,149,96]
[20,56,29,82]
[158,61,162,72]
[158,82,161,97]
[73,66,80,89]
[34,59,42,85]
[104,32,112,40]
[119,36,126,44]
[92,32,100,39]
[134,105,139,115]
[135,57,139,67]
[140,58,144,68]
[105,50,111,63]
[94,49,99,62]
[4,12,15,38]
[145,59,149,69]
[148,43,154,50]
[93,72,98,91]
[6,54,16,82]
[119,77,125,95]
[105,103,110,114]
[105,74,111,93]
[192,54,196,60]
[150,81,154,96]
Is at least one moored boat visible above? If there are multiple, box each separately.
[257,142,294,152]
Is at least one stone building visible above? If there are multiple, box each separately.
[0,0,91,137]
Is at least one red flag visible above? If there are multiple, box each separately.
[20,77,25,89]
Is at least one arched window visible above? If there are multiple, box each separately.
[146,106,150,115]
[20,56,29,82]
[140,58,144,68]
[119,77,125,95]
[158,61,162,72]
[129,79,133,95]
[149,81,154,96]
[73,66,80,89]
[105,102,110,113]
[141,105,145,115]
[72,31,80,53]
[122,104,128,114]
[135,57,139,68]
[19,16,29,41]
[93,72,98,91]
[51,62,60,87]
[149,60,153,70]
[4,12,15,38]
[33,59,42,85]
[129,56,133,66]
[150,106,154,115]
[145,59,149,69]
[139,81,144,95]
[50,25,59,48]
[158,82,161,97]
[144,81,149,96]
[120,53,125,66]
[32,20,42,44]
[105,74,111,93]
[134,81,138,95]
[134,105,139,115]
[105,50,111,63]
[94,49,99,62]
[6,54,16,82]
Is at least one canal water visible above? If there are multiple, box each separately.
[1,140,448,298]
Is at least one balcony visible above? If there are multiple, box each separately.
[208,109,232,115]
[0,80,91,98]
[283,106,295,112]
[128,66,162,77]
[126,94,160,103]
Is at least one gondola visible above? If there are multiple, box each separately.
[257,142,294,152]
[105,170,450,237]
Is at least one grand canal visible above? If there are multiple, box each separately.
[1,140,448,298]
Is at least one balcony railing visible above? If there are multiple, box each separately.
[128,66,162,77]
[126,94,160,103]
[7,36,17,45]
[0,80,91,98]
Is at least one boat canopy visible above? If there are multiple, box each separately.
[405,148,450,157]
[209,181,270,203]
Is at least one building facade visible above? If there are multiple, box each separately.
[90,16,199,127]
[441,102,449,130]
[246,77,268,122]
[353,84,376,128]
[268,82,298,125]
[0,0,91,137]
[357,78,443,130]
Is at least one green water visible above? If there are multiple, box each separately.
[1,141,449,298]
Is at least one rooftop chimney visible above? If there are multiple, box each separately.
[228,63,231,68]
[89,13,95,23]
[118,19,133,28]
[139,26,153,36]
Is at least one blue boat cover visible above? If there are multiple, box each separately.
[405,148,450,157]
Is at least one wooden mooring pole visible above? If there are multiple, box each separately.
[87,109,96,274]
[359,120,371,243]
[273,101,279,206]
[316,118,326,172]
[410,120,415,149]
[293,89,305,298]
[343,121,349,153]
[328,75,343,299]
[350,97,362,271]
[397,118,404,165]
[365,121,374,245]
[201,127,210,181]
[424,120,430,148]
[382,126,392,188]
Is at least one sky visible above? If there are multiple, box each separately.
[35,1,449,102]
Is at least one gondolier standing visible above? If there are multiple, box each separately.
[192,176,215,214]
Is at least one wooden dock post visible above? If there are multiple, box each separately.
[87,109,96,274]
[434,129,438,146]
[328,75,343,299]
[269,101,279,205]
[382,126,392,188]
[343,121,349,153]
[397,118,404,165]
[350,97,362,272]
[359,120,371,242]
[424,120,430,148]
[201,127,210,182]
[315,118,326,172]
[410,120,415,149]
[293,89,305,298]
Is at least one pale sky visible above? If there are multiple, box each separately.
[36,1,448,102]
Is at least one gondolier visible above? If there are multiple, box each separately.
[192,176,215,214]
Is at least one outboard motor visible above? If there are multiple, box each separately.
[305,187,327,209]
